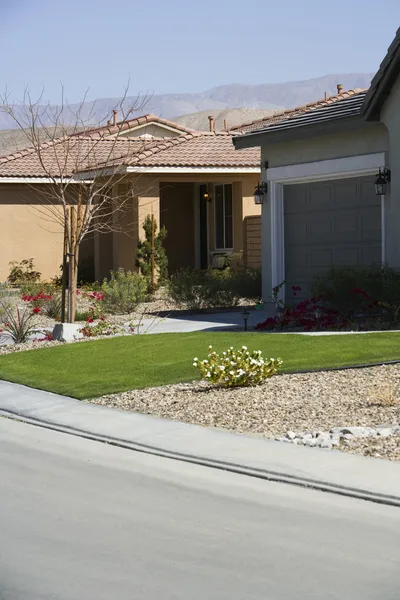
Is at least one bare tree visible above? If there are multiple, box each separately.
[1,86,152,322]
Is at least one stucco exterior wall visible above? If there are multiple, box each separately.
[262,124,388,168]
[0,184,63,281]
[381,73,400,269]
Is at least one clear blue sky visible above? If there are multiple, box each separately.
[1,0,399,104]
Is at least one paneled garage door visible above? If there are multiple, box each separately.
[284,176,382,302]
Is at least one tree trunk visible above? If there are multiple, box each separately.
[61,213,69,323]
[68,206,77,323]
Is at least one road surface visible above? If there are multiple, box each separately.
[0,417,399,599]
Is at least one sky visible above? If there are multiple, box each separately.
[0,0,399,104]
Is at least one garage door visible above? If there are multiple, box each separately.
[284,176,382,302]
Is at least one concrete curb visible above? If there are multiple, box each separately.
[1,394,400,508]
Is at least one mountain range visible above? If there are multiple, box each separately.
[0,73,374,133]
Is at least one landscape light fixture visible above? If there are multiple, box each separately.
[254,182,268,205]
[374,167,391,196]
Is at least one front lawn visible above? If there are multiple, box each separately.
[0,331,399,399]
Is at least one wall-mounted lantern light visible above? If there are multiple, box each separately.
[374,167,391,196]
[254,182,268,205]
[203,191,212,203]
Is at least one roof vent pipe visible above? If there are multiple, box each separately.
[113,109,118,126]
[223,119,227,130]
[337,83,343,94]
[208,115,215,132]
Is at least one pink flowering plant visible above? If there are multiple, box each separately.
[193,345,282,387]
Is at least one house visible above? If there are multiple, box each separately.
[233,27,400,305]
[0,114,261,282]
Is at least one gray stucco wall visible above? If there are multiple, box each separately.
[261,123,388,168]
[381,74,400,269]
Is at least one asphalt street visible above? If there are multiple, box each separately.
[0,417,399,600]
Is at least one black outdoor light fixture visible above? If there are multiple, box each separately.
[374,167,391,196]
[254,182,268,205]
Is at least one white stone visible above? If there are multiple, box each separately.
[52,323,83,342]
[285,431,297,440]
[376,427,393,438]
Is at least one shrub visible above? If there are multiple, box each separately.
[8,259,41,285]
[80,320,121,338]
[136,215,168,288]
[167,267,261,311]
[101,269,148,314]
[193,345,282,387]
[311,264,400,318]
[0,300,36,343]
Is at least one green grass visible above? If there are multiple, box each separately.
[0,331,399,399]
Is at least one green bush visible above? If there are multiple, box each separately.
[311,264,400,318]
[167,267,261,311]
[193,344,282,387]
[101,269,148,314]
[8,259,41,285]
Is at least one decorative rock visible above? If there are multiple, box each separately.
[377,427,394,437]
[52,323,83,342]
[279,421,400,452]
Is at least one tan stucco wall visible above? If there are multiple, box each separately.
[0,184,63,281]
[262,124,388,168]
[381,73,400,269]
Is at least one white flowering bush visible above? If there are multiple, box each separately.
[193,345,282,387]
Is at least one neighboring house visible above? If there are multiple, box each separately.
[0,113,261,281]
[233,27,400,305]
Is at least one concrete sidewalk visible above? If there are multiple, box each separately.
[1,380,400,506]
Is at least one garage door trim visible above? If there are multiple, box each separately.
[264,152,386,303]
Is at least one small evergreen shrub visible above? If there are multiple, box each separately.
[193,345,282,387]
[136,215,168,288]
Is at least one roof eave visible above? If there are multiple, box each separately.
[361,31,400,120]
[233,116,371,149]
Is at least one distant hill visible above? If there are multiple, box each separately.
[174,108,279,131]
[0,73,374,132]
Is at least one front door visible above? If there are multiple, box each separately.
[199,184,208,269]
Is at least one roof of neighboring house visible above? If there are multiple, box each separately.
[98,132,260,170]
[231,88,367,134]
[74,113,198,138]
[361,27,400,120]
[0,132,260,179]
[0,137,146,178]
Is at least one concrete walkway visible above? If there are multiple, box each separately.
[1,380,399,507]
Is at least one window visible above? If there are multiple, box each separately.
[214,184,233,249]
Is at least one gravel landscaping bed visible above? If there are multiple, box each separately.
[89,364,400,461]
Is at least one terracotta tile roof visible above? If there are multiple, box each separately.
[116,132,260,169]
[0,132,260,178]
[73,113,199,138]
[231,88,368,133]
[0,137,147,178]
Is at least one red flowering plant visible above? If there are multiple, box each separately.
[257,285,350,332]
[21,290,53,314]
